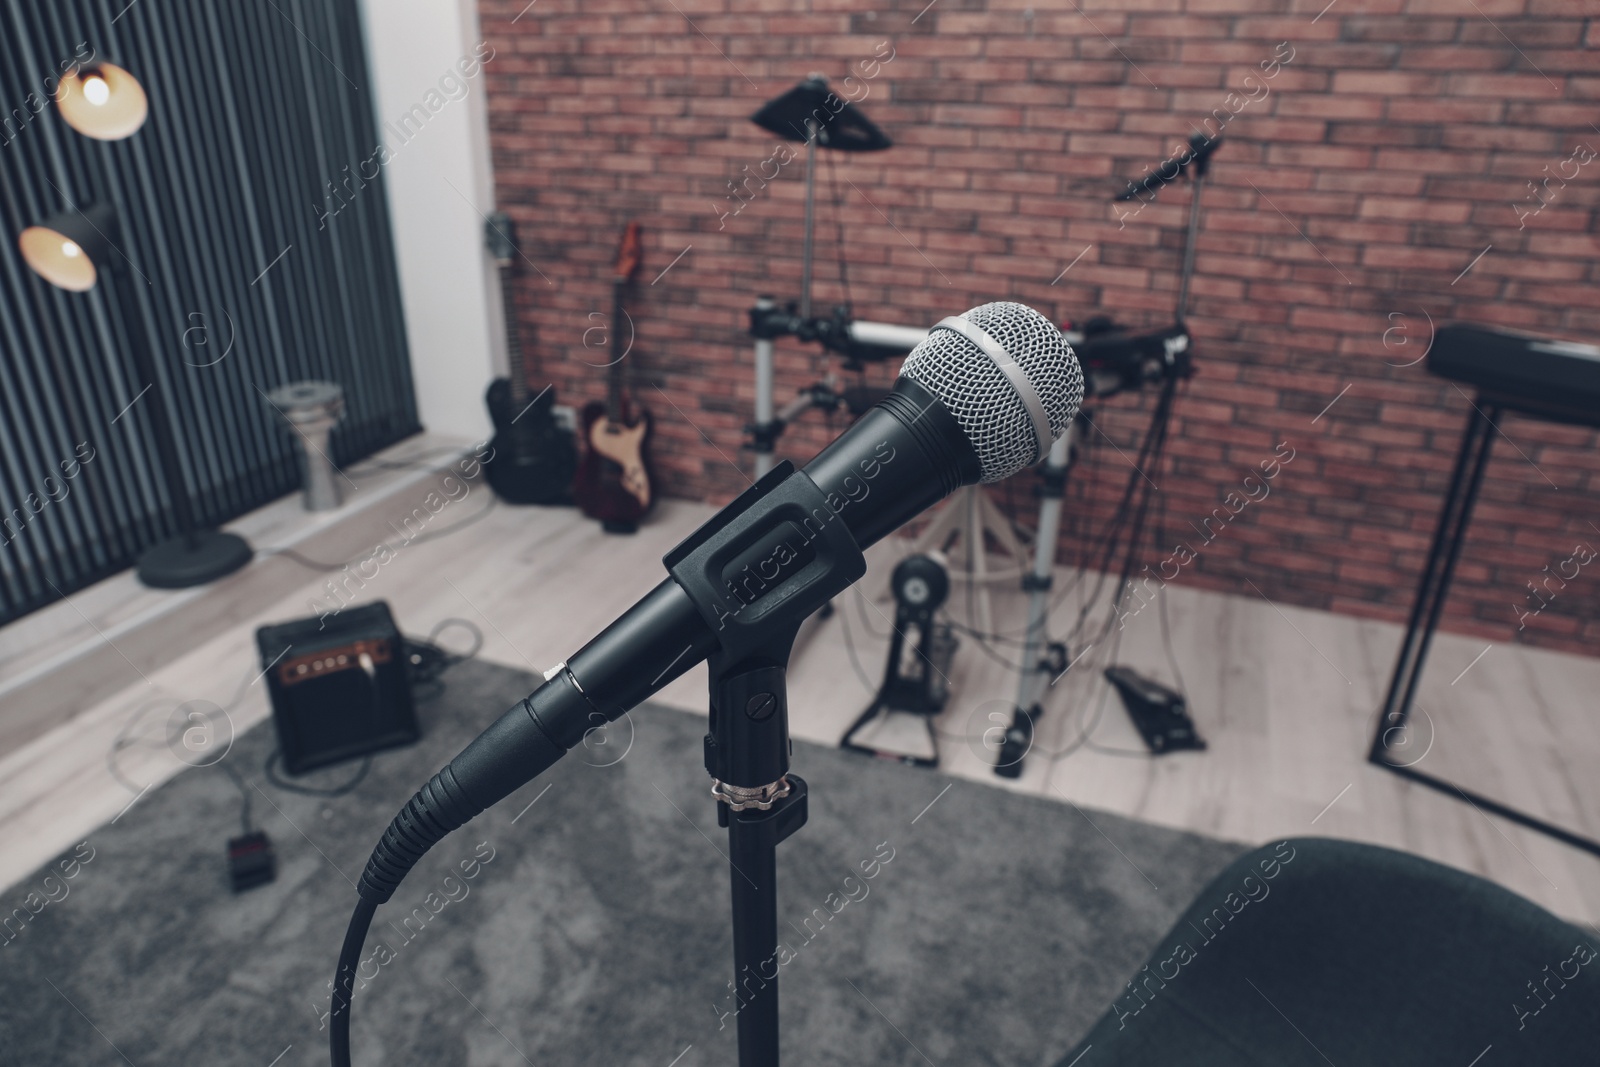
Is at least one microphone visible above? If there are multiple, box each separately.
[330,301,1081,1065]
[349,301,1082,902]
[1115,131,1222,203]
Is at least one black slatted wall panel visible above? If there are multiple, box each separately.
[0,0,418,624]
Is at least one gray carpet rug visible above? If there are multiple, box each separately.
[0,658,1247,1067]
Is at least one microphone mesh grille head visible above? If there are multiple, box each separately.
[898,301,1084,483]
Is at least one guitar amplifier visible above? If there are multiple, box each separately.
[255,601,420,775]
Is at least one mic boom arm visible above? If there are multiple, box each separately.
[1115,130,1222,203]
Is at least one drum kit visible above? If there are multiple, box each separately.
[739,75,1210,772]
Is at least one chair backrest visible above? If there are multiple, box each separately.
[1056,837,1598,1066]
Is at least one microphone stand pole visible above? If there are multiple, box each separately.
[995,424,1074,775]
[711,653,808,1066]
[1174,152,1206,324]
[799,117,819,321]
[667,460,868,1065]
[991,136,1214,775]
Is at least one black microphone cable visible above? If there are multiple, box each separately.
[328,665,595,1067]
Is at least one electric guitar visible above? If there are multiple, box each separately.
[482,211,577,505]
[573,221,655,533]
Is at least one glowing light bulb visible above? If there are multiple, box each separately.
[61,241,82,258]
[83,75,110,106]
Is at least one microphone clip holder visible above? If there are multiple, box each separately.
[663,459,867,1066]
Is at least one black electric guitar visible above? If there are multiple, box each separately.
[573,221,655,533]
[482,211,576,505]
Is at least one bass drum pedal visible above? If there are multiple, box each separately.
[840,553,957,767]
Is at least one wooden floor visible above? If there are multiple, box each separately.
[3,490,1598,928]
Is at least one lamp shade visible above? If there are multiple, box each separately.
[56,61,148,140]
[18,204,120,292]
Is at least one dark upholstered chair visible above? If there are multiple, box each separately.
[1055,837,1598,1066]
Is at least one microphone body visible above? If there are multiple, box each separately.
[570,373,979,702]
[353,302,1082,904]
[338,303,1081,1067]
[358,378,978,901]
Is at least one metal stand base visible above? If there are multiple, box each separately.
[1368,399,1600,858]
[136,530,253,589]
[897,487,1029,634]
[996,429,1074,778]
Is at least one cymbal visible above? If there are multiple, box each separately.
[750,75,892,152]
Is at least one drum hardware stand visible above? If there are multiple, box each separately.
[894,486,1032,634]
[1115,129,1220,328]
[799,114,819,321]
[745,76,894,479]
[984,136,1214,776]
[744,298,849,481]
[995,425,1076,777]
[841,553,958,767]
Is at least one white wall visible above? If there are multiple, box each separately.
[355,0,506,440]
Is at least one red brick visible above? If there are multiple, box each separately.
[1357,197,1474,223]
[1447,73,1566,98]
[1265,144,1375,168]
[1340,16,1460,42]
[1388,98,1507,124]
[1331,71,1446,95]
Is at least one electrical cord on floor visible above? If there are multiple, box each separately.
[106,617,486,835]
[263,492,498,573]
[940,615,1029,672]
[264,751,373,797]
[413,617,485,682]
[344,445,480,473]
[218,760,255,835]
[107,662,259,831]
[1035,612,1127,762]
[852,586,890,639]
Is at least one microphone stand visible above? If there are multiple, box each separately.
[995,424,1075,776]
[1117,129,1221,326]
[990,137,1214,775]
[799,117,819,321]
[664,459,869,1065]
[710,654,809,1065]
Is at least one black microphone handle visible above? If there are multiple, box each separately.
[562,375,977,719]
[337,375,990,1067]
[403,383,972,825]
[354,378,982,905]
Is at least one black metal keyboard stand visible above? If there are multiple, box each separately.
[1368,397,1600,858]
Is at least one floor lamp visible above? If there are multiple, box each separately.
[15,60,253,588]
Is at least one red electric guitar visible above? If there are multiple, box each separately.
[573,221,655,533]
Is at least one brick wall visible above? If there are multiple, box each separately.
[478,0,1600,656]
